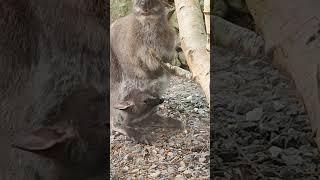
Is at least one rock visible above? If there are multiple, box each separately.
[260,167,280,177]
[246,107,263,121]
[122,166,129,172]
[186,95,192,101]
[281,155,303,166]
[149,164,157,169]
[198,109,205,115]
[234,98,257,114]
[167,167,175,174]
[183,155,192,161]
[268,146,283,158]
[279,166,302,178]
[161,170,168,175]
[273,101,285,111]
[179,161,186,168]
[283,147,299,156]
[238,122,257,131]
[159,149,165,155]
[259,118,280,132]
[174,175,186,180]
[131,169,139,173]
[183,169,192,178]
[199,157,206,163]
[183,169,192,175]
[178,166,185,172]
[262,102,274,112]
[152,149,157,155]
[149,171,161,178]
[137,176,144,180]
[167,152,174,157]
[286,104,299,115]
[124,154,133,161]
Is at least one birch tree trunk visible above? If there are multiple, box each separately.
[204,0,210,51]
[174,0,210,103]
[245,0,320,149]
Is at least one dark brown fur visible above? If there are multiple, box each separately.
[0,0,109,179]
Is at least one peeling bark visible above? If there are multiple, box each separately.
[174,0,210,103]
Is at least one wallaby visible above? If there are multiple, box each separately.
[111,78,164,144]
[0,0,109,179]
[110,0,177,142]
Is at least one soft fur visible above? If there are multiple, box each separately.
[0,0,109,179]
[110,0,176,141]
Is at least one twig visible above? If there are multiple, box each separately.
[148,48,193,80]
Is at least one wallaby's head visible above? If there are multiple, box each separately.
[11,87,107,179]
[132,0,165,17]
[114,88,164,119]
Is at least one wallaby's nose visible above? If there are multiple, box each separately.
[140,0,149,11]
[145,97,164,106]
[159,98,164,104]
[153,97,164,106]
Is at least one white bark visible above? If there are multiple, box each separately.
[204,0,211,51]
[174,0,210,103]
[246,0,320,149]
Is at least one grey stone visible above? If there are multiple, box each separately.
[246,107,263,121]
[273,101,285,111]
[269,146,283,158]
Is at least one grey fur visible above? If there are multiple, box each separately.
[110,78,164,144]
[110,0,176,142]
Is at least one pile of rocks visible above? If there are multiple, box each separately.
[111,76,210,179]
[212,46,320,179]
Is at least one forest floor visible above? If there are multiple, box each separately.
[110,76,210,179]
[212,46,320,179]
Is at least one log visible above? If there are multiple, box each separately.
[213,15,265,58]
[245,0,320,149]
[174,0,210,103]
[164,63,193,80]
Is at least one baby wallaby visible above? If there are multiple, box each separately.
[111,88,164,144]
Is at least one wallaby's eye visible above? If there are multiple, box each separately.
[143,98,154,104]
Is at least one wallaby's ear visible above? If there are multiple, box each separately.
[11,126,74,152]
[114,101,135,110]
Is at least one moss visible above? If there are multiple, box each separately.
[110,0,132,22]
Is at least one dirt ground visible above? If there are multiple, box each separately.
[110,76,210,179]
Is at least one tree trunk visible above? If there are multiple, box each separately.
[246,0,320,149]
[204,0,211,51]
[174,0,210,103]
